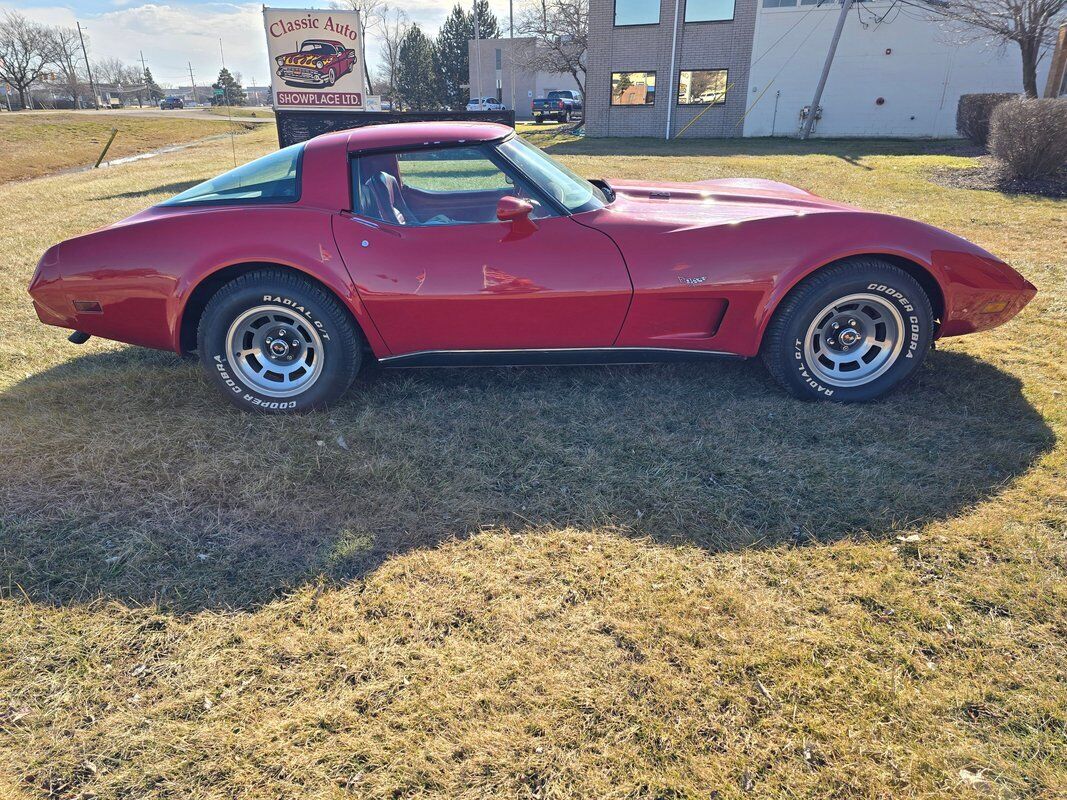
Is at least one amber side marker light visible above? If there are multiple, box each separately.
[980,301,1009,314]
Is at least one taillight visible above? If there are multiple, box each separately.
[558,101,564,109]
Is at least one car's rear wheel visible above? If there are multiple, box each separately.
[761,258,933,402]
[534,115,542,124]
[197,269,361,413]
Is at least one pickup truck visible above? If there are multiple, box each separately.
[532,90,583,123]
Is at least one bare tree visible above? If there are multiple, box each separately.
[378,6,409,106]
[49,26,85,105]
[332,0,388,94]
[932,0,1066,97]
[93,56,136,85]
[514,0,588,107]
[0,11,57,109]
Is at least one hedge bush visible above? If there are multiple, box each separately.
[989,97,1067,180]
[957,93,1017,148]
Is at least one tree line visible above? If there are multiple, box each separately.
[0,10,246,110]
[337,0,588,111]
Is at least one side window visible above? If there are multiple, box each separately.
[354,146,555,227]
[161,143,304,206]
[398,148,510,193]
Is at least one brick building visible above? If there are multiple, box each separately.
[584,0,1053,139]
[584,0,757,138]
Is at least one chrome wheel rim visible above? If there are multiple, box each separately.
[225,304,324,398]
[803,293,905,387]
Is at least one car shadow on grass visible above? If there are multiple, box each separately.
[95,180,202,201]
[533,135,983,161]
[0,345,1053,612]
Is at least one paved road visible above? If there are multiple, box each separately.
[21,107,275,124]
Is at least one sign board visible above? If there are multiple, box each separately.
[276,109,516,148]
[364,95,382,112]
[263,7,366,111]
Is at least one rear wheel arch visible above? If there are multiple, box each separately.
[179,262,368,354]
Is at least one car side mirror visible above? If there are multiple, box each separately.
[496,195,538,234]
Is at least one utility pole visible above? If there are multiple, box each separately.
[800,0,853,139]
[664,0,681,139]
[139,50,148,107]
[188,62,197,106]
[473,0,483,102]
[508,0,515,112]
[77,21,99,110]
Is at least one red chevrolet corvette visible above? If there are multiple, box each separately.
[30,122,1035,412]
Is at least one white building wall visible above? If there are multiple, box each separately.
[743,3,1051,137]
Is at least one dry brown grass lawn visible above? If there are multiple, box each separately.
[0,125,1064,799]
[0,111,244,184]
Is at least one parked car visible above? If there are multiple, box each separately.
[275,39,355,87]
[29,121,1035,412]
[159,96,184,110]
[467,97,507,111]
[532,90,582,123]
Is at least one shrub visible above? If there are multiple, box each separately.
[988,97,1067,180]
[957,93,1017,148]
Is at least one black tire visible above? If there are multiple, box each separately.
[534,116,543,124]
[197,269,362,413]
[761,258,933,402]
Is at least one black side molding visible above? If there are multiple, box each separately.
[378,347,742,369]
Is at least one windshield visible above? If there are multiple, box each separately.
[497,136,606,214]
[160,143,304,206]
[300,42,335,55]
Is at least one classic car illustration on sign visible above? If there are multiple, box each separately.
[276,39,356,87]
[263,7,366,110]
[29,122,1036,413]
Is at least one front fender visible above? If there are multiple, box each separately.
[746,211,1021,353]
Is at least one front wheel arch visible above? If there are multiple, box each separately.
[757,252,945,353]
[178,262,368,355]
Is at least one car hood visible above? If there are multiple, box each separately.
[594,178,853,229]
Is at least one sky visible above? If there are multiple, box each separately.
[5,1,518,89]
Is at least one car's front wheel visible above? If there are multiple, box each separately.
[761,258,933,402]
[197,269,362,412]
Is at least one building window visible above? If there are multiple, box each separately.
[611,71,656,105]
[763,0,796,6]
[684,0,735,21]
[615,0,660,26]
[677,69,728,105]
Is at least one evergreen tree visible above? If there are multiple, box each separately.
[211,67,246,106]
[435,5,473,110]
[395,24,439,110]
[473,0,500,38]
[434,2,501,110]
[143,66,164,102]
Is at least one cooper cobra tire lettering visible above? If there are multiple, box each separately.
[762,259,933,403]
[262,294,331,340]
[197,269,362,413]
